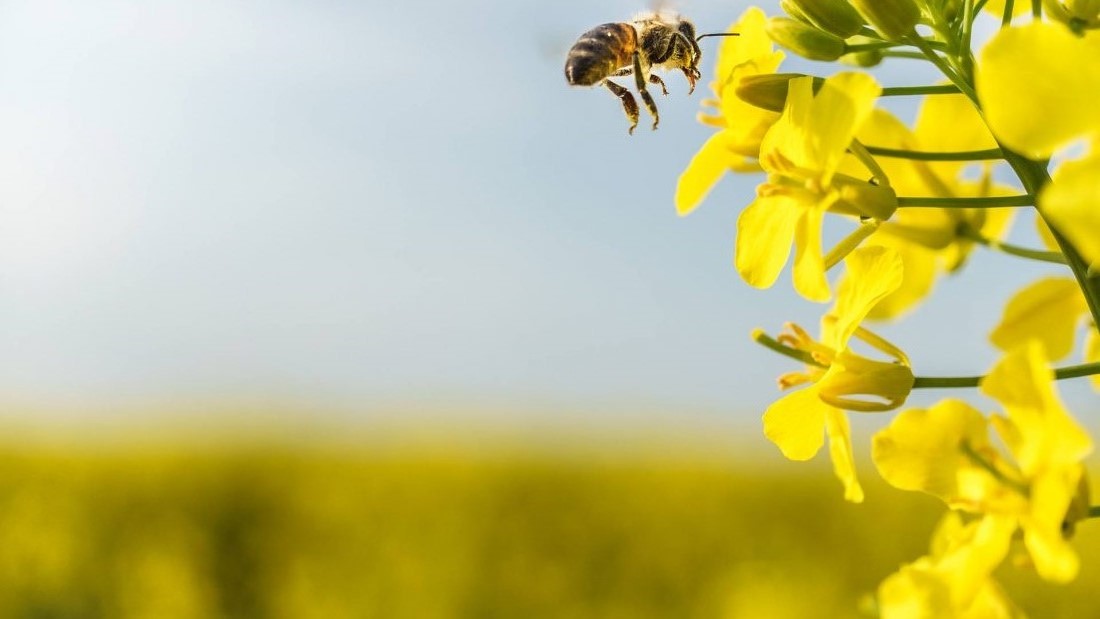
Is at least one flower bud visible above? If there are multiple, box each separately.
[841,48,883,67]
[735,73,824,112]
[849,0,920,40]
[1068,0,1100,19]
[832,174,898,221]
[942,0,962,21]
[783,0,866,38]
[1044,0,1100,26]
[817,349,914,412]
[838,35,883,67]
[766,17,847,61]
[780,0,813,23]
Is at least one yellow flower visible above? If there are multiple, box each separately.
[871,399,1013,512]
[878,512,1022,619]
[977,22,1100,266]
[762,246,912,502]
[834,103,1013,319]
[990,275,1099,390]
[984,343,1093,581]
[873,342,1092,582]
[737,72,892,301]
[675,7,784,215]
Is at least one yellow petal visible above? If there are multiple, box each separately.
[871,399,993,505]
[865,236,937,320]
[735,196,799,289]
[763,387,828,460]
[829,246,903,346]
[1040,153,1100,269]
[792,205,831,302]
[878,559,950,619]
[760,75,814,171]
[878,514,1017,619]
[824,408,863,502]
[713,7,773,87]
[708,8,784,161]
[935,514,1017,606]
[981,343,1093,476]
[914,92,998,180]
[914,92,998,153]
[719,58,784,153]
[977,22,1100,158]
[808,72,881,179]
[990,277,1087,360]
[1023,465,1083,582]
[675,132,738,216]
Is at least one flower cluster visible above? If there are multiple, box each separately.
[674,1,1100,615]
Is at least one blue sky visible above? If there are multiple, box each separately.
[0,0,1092,425]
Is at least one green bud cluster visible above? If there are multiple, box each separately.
[766,17,846,61]
[770,0,920,64]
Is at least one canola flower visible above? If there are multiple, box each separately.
[756,246,912,502]
[667,0,1100,614]
[675,7,784,212]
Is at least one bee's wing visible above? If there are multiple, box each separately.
[540,33,574,64]
[649,0,691,21]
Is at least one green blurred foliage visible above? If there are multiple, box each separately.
[0,443,1096,618]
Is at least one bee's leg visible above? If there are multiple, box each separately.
[680,67,699,95]
[631,51,659,130]
[648,74,668,96]
[603,80,639,135]
[609,68,633,78]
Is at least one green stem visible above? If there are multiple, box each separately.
[844,42,897,53]
[1089,506,1100,519]
[897,195,1033,208]
[959,0,976,81]
[863,146,1003,161]
[751,330,826,369]
[958,227,1068,265]
[912,361,1100,388]
[1003,0,1016,26]
[1001,149,1100,336]
[881,84,961,97]
[881,51,933,61]
[1032,0,1042,17]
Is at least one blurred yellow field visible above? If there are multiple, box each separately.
[0,431,1098,618]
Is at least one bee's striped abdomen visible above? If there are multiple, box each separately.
[564,23,637,87]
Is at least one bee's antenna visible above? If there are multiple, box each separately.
[695,32,740,42]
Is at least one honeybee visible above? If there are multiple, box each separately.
[564,12,733,134]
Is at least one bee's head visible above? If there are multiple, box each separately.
[677,19,703,76]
